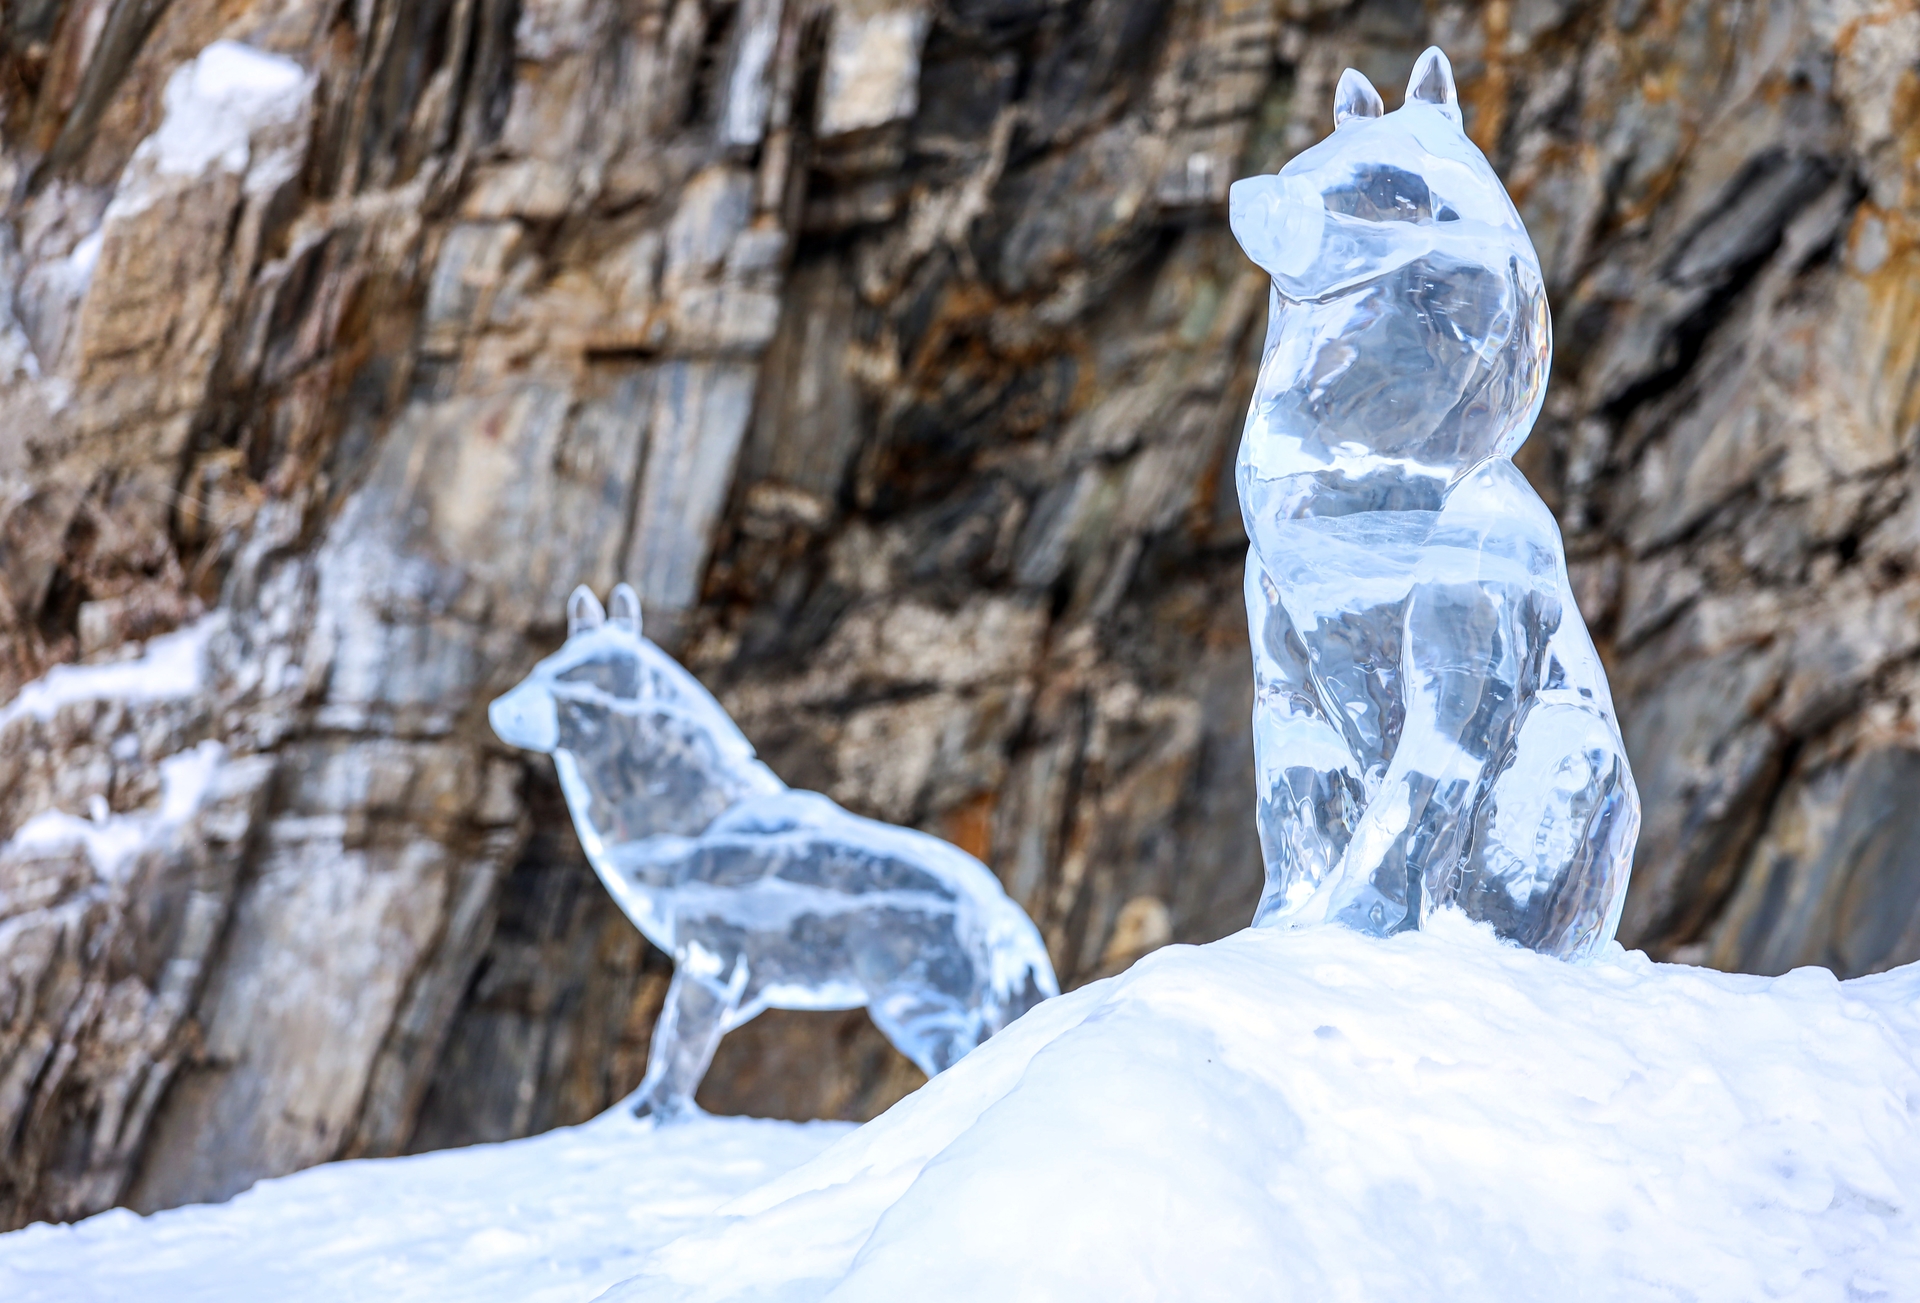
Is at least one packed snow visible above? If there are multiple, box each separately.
[0,1113,849,1303]
[621,917,1920,1302]
[3,919,1914,1301]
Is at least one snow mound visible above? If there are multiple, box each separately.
[5,922,1915,1302]
[616,917,1920,1303]
[0,1112,847,1303]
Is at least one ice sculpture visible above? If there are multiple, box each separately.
[1228,48,1640,959]
[489,584,1058,1118]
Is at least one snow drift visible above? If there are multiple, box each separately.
[616,916,1920,1302]
[0,1114,848,1303]
[4,919,1915,1302]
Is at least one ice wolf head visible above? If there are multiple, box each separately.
[1230,48,1549,472]
[489,585,773,847]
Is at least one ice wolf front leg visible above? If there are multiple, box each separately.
[631,951,748,1121]
[1245,555,1367,926]
[1328,573,1546,936]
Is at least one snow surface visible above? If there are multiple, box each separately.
[621,917,1920,1303]
[0,1112,849,1303]
[3,921,1915,1302]
[0,614,219,729]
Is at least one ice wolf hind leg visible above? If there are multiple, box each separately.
[1454,701,1639,959]
[867,986,982,1078]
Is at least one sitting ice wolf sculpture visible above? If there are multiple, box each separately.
[1229,48,1640,959]
[489,584,1058,1118]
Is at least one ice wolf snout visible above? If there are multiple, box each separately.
[489,681,558,752]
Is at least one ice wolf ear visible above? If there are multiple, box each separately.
[608,583,643,635]
[1333,68,1383,127]
[568,585,606,636]
[1406,47,1461,124]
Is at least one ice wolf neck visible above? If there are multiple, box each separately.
[1228,48,1641,961]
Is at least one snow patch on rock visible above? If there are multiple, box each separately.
[4,741,226,879]
[105,41,311,222]
[0,614,220,729]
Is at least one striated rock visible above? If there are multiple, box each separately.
[0,0,1917,1227]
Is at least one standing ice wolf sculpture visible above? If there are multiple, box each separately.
[489,584,1057,1118]
[1229,48,1640,959]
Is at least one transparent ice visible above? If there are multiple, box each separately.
[1229,48,1640,959]
[489,585,1058,1118]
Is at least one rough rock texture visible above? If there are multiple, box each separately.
[0,0,1916,1229]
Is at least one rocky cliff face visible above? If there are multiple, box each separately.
[1,0,1915,1230]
